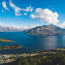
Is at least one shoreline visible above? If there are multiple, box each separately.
[0,47,65,64]
[0,39,14,43]
[0,45,22,50]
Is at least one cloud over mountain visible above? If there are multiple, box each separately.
[57,22,65,28]
[1,0,65,29]
[30,8,59,25]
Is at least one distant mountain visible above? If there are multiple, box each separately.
[24,25,65,36]
[0,26,23,32]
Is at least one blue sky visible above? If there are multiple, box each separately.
[0,0,65,28]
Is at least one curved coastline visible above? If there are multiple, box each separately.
[0,39,22,50]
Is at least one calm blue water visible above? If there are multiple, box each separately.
[0,32,65,54]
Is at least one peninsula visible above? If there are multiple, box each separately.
[0,44,22,50]
[0,39,14,43]
[0,39,22,50]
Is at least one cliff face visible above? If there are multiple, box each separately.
[25,25,65,36]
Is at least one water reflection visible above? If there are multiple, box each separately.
[41,36,57,50]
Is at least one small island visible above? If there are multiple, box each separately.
[0,39,14,43]
[0,39,22,50]
[0,44,22,50]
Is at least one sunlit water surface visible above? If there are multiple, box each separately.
[0,32,65,54]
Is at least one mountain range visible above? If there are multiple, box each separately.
[0,26,23,32]
[24,25,65,36]
[0,25,65,36]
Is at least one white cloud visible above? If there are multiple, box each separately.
[24,13,27,15]
[30,8,59,25]
[22,24,41,29]
[30,14,36,19]
[2,1,9,10]
[9,0,33,16]
[9,0,22,16]
[22,6,33,12]
[57,22,65,28]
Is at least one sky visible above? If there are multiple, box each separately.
[0,0,65,29]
